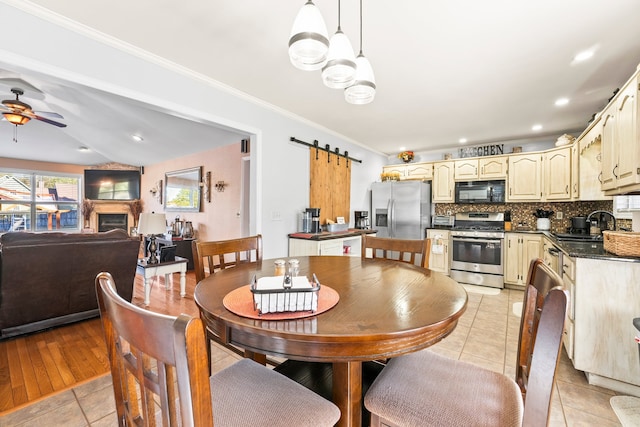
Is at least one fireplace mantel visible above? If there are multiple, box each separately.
[88,201,136,233]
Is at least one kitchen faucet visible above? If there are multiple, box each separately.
[586,210,616,233]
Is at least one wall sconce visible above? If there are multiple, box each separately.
[215,180,227,192]
[149,180,163,204]
[202,171,211,202]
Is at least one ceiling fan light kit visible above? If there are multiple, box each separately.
[288,0,330,71]
[1,87,67,142]
[289,0,375,104]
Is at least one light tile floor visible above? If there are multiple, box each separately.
[0,287,626,426]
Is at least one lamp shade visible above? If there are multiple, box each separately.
[321,29,357,89]
[345,53,376,104]
[288,0,330,71]
[137,213,166,236]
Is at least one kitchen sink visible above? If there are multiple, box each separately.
[553,233,604,242]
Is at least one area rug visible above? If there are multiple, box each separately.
[610,396,640,427]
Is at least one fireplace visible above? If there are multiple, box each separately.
[98,213,128,233]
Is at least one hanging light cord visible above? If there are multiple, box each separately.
[358,0,363,55]
[337,0,342,31]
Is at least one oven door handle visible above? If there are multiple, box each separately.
[452,237,502,244]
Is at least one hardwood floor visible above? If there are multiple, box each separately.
[0,270,200,414]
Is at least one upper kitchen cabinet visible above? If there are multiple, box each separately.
[454,157,507,181]
[406,162,433,180]
[382,162,433,181]
[543,146,572,201]
[601,71,640,194]
[506,153,542,201]
[578,117,611,201]
[432,161,455,202]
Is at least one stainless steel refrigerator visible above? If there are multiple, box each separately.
[371,181,431,239]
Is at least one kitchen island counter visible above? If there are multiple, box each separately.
[288,228,377,241]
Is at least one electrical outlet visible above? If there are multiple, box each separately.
[446,210,452,216]
[556,211,563,220]
[271,211,282,221]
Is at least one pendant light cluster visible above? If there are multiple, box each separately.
[288,0,376,105]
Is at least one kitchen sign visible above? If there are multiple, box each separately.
[459,144,504,158]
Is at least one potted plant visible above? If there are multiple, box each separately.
[82,199,94,229]
[398,150,414,163]
[128,199,144,228]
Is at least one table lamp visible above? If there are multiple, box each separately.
[137,212,167,264]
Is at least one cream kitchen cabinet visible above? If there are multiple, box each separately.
[504,233,541,288]
[426,229,450,274]
[454,157,507,181]
[561,254,576,361]
[506,153,542,201]
[288,234,365,257]
[572,257,640,395]
[432,161,455,203]
[578,117,611,201]
[383,162,433,181]
[406,162,433,180]
[543,146,572,201]
[601,72,640,194]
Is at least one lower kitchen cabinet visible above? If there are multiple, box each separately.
[426,229,450,274]
[288,234,365,257]
[504,233,541,287]
[572,257,640,395]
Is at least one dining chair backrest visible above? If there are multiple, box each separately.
[516,258,563,400]
[192,234,263,282]
[96,271,213,427]
[361,235,430,268]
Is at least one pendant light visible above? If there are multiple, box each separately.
[345,0,376,104]
[288,0,330,71]
[321,0,357,89]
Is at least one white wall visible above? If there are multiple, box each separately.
[0,2,386,258]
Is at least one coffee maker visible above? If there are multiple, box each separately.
[354,211,370,229]
[306,208,321,233]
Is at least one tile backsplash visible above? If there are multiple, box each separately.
[434,200,630,233]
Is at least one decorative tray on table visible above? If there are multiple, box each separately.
[250,274,320,314]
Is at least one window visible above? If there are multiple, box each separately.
[0,170,81,232]
[613,195,640,220]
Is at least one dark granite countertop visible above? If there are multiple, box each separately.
[288,229,377,241]
[507,230,640,262]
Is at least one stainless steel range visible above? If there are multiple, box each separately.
[450,212,505,289]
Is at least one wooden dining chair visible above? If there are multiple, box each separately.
[96,271,340,427]
[364,258,568,427]
[191,235,264,367]
[192,234,263,282]
[361,235,430,268]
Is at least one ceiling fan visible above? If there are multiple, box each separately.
[1,87,66,142]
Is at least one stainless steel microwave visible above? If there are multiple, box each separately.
[455,180,505,204]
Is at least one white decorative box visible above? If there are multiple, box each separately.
[250,275,320,314]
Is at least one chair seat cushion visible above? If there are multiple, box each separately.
[211,358,341,427]
[365,349,523,427]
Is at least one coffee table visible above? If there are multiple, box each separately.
[136,256,187,305]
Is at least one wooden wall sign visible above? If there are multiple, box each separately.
[459,144,504,158]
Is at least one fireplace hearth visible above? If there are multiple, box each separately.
[98,213,128,233]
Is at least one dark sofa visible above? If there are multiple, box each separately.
[0,229,140,339]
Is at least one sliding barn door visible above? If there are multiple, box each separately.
[309,148,351,225]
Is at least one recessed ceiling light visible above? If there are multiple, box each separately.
[555,98,570,107]
[398,146,406,152]
[574,50,594,62]
[78,146,90,152]
[532,124,543,131]
[132,134,144,142]
[459,138,467,144]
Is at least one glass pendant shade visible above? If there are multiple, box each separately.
[3,113,30,125]
[321,29,357,89]
[345,53,376,104]
[288,1,330,71]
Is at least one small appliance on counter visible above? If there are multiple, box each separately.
[431,215,454,228]
[306,208,321,233]
[354,211,370,229]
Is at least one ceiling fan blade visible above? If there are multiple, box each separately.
[34,110,64,119]
[33,114,67,128]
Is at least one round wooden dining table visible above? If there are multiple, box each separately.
[194,255,468,427]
